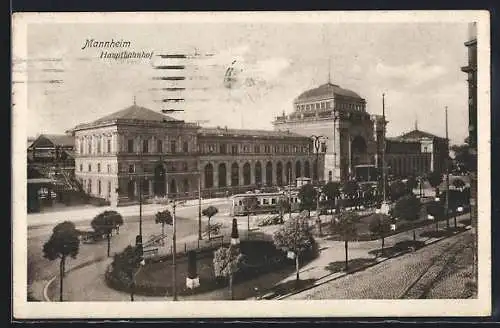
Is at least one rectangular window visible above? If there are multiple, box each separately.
[97,138,102,154]
[107,164,111,173]
[143,139,149,153]
[271,198,276,204]
[79,164,83,172]
[170,140,177,153]
[88,164,92,172]
[108,181,112,198]
[254,145,260,153]
[208,144,215,153]
[97,163,101,173]
[265,145,271,153]
[157,140,163,153]
[220,144,227,154]
[231,145,238,154]
[183,141,189,153]
[127,139,134,153]
[284,145,289,153]
[98,180,102,195]
[107,139,111,153]
[128,164,134,173]
[263,199,269,205]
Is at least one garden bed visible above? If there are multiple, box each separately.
[105,239,319,299]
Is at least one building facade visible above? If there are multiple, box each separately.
[385,128,449,178]
[71,104,323,206]
[273,82,385,182]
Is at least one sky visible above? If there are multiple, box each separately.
[16,20,471,144]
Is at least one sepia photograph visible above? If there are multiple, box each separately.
[12,11,490,318]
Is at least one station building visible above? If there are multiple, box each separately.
[70,104,324,206]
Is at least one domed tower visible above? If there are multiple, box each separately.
[273,82,384,182]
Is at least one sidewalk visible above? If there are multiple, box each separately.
[28,197,230,227]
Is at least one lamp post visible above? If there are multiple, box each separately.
[171,197,178,301]
[311,135,327,235]
[456,206,464,229]
[198,171,202,240]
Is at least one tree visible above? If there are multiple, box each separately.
[242,196,259,236]
[202,206,219,240]
[406,175,417,194]
[298,184,317,217]
[452,178,466,191]
[155,209,173,246]
[427,171,443,197]
[342,180,359,208]
[322,181,341,222]
[368,213,392,256]
[393,194,421,240]
[389,180,407,202]
[427,200,444,232]
[42,221,80,302]
[111,245,143,301]
[213,245,244,300]
[451,143,476,172]
[277,197,290,222]
[273,211,314,282]
[110,212,124,235]
[91,211,120,257]
[331,211,358,271]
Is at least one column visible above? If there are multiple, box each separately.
[213,162,219,188]
[226,162,231,189]
[149,179,153,196]
[250,162,256,185]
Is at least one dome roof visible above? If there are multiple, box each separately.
[295,83,362,102]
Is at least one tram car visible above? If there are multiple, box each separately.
[231,191,301,216]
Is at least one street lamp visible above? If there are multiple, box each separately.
[171,197,178,301]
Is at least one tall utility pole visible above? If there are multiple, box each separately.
[137,149,144,245]
[381,93,387,203]
[172,198,178,301]
[444,107,450,229]
[198,172,202,240]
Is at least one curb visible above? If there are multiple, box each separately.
[270,226,471,300]
[43,276,57,302]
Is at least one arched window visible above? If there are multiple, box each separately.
[243,162,251,185]
[183,141,189,153]
[204,164,214,188]
[255,161,262,186]
[183,179,189,194]
[218,163,227,187]
[266,161,273,186]
[98,180,102,195]
[285,161,292,184]
[295,161,302,178]
[304,161,311,178]
[276,162,283,186]
[231,162,239,186]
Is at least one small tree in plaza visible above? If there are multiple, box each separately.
[368,213,392,256]
[111,244,144,301]
[389,180,407,202]
[91,211,120,257]
[277,197,290,222]
[427,171,443,197]
[298,183,317,217]
[452,178,466,191]
[213,220,243,300]
[322,181,341,222]
[202,206,219,240]
[273,211,314,283]
[342,180,359,208]
[155,209,173,246]
[393,194,421,240]
[332,210,358,271]
[43,221,80,302]
[242,195,259,235]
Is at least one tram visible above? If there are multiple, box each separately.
[231,190,301,216]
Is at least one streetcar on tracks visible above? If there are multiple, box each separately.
[231,190,301,216]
